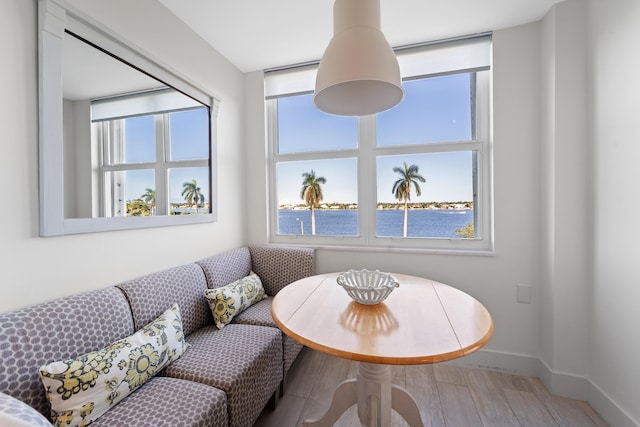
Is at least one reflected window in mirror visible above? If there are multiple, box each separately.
[91,90,210,218]
[39,0,219,236]
[65,31,211,220]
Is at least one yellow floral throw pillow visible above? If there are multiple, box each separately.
[204,272,267,329]
[39,304,188,427]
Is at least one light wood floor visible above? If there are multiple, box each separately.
[254,347,609,427]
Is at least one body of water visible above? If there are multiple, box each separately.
[278,209,474,238]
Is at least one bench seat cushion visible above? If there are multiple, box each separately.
[161,324,283,427]
[232,298,304,375]
[91,376,227,427]
[231,297,273,327]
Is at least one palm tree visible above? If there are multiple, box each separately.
[300,170,326,235]
[140,188,156,215]
[392,162,426,238]
[181,180,204,214]
[126,199,150,216]
[454,222,475,238]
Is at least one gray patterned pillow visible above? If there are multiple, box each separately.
[39,304,187,426]
[0,392,51,427]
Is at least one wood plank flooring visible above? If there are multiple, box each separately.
[254,347,609,427]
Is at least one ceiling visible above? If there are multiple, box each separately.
[63,33,163,100]
[158,0,565,73]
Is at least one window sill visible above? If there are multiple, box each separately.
[265,241,495,257]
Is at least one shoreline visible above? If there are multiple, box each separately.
[279,202,473,211]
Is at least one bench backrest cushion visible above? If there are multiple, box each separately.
[116,263,212,336]
[197,247,252,289]
[0,287,134,418]
[249,246,315,296]
[39,304,189,426]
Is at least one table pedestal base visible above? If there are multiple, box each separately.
[303,362,425,427]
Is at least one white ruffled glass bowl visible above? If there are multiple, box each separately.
[336,269,399,305]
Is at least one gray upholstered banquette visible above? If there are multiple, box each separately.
[0,245,314,427]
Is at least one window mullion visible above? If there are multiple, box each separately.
[165,159,209,168]
[274,149,360,163]
[358,114,377,244]
[155,115,168,215]
[267,99,279,241]
[110,120,125,217]
[98,122,108,217]
[102,162,156,172]
[475,70,492,246]
[375,140,481,157]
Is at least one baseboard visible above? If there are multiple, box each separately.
[587,378,640,427]
[444,349,639,427]
[444,348,541,377]
[537,358,590,400]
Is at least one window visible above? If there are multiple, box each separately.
[93,89,211,217]
[266,35,492,251]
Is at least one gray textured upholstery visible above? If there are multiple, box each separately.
[232,297,274,327]
[116,263,212,336]
[283,336,305,376]
[201,246,315,383]
[162,324,283,427]
[91,377,227,427]
[197,247,252,289]
[248,246,314,377]
[249,246,315,296]
[0,287,134,419]
[0,392,51,426]
[0,246,314,426]
[233,298,304,375]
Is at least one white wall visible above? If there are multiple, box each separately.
[245,5,640,424]
[245,23,543,362]
[539,0,590,396]
[539,1,640,424]
[0,0,246,313]
[588,0,640,425]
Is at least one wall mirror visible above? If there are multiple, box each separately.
[38,0,219,236]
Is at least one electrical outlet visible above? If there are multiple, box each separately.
[516,284,532,304]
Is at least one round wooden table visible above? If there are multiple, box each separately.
[271,272,494,427]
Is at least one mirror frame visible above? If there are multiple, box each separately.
[38,0,220,236]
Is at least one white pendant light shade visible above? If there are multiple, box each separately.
[314,0,404,116]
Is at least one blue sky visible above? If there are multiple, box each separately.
[276,73,474,205]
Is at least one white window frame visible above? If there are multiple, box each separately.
[266,35,493,253]
[96,109,210,217]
